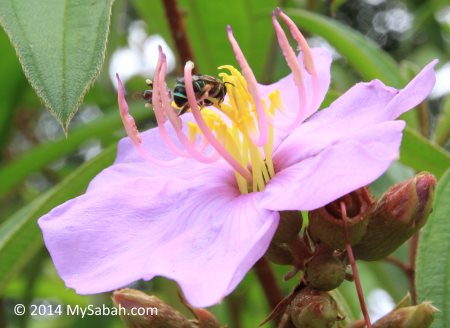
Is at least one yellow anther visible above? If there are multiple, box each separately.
[187,65,282,193]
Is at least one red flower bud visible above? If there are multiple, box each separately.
[112,288,195,328]
[353,172,436,261]
[308,187,373,249]
[289,288,341,328]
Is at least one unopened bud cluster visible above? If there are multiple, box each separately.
[265,172,436,327]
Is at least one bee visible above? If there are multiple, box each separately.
[173,75,230,115]
[135,75,230,116]
[132,79,155,105]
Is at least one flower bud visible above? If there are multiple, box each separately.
[371,302,437,328]
[304,253,346,291]
[272,211,303,244]
[289,288,340,328]
[266,242,295,265]
[191,308,221,328]
[112,288,195,328]
[353,172,436,261]
[266,211,303,266]
[308,188,372,249]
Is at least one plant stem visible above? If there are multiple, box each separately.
[340,201,372,328]
[417,101,430,138]
[254,258,283,324]
[161,0,197,73]
[385,256,411,274]
[226,293,243,328]
[409,232,419,304]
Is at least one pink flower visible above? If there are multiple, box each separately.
[38,10,436,307]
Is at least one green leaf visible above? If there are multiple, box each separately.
[416,168,450,328]
[181,0,276,77]
[400,127,450,179]
[284,8,404,87]
[434,94,450,146]
[330,0,349,16]
[0,0,114,131]
[284,8,420,129]
[0,28,25,150]
[0,146,116,292]
[0,104,149,199]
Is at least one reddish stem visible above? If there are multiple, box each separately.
[385,256,410,273]
[340,201,372,328]
[254,258,284,324]
[161,0,197,73]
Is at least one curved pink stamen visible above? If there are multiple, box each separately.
[116,73,141,147]
[157,51,220,164]
[277,8,320,112]
[151,47,168,126]
[184,61,253,181]
[158,50,182,130]
[226,26,268,147]
[152,48,188,158]
[116,73,183,167]
[272,12,307,131]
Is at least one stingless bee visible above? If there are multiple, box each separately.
[132,79,159,106]
[140,79,155,105]
[136,75,231,115]
[173,75,230,115]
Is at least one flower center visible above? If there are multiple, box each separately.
[186,66,282,194]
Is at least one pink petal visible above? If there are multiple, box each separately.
[87,139,205,193]
[275,61,437,170]
[114,113,197,164]
[261,120,406,211]
[38,165,279,307]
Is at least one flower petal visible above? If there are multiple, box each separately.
[274,61,437,170]
[114,113,197,164]
[86,112,221,192]
[261,120,406,211]
[39,165,279,307]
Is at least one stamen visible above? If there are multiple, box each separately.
[158,50,182,130]
[184,61,253,181]
[116,74,141,147]
[152,48,188,158]
[156,48,221,164]
[277,8,320,112]
[226,26,269,147]
[116,74,182,167]
[272,11,307,130]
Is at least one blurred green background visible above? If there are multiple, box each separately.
[0,0,449,327]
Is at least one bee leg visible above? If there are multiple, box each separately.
[178,103,190,116]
